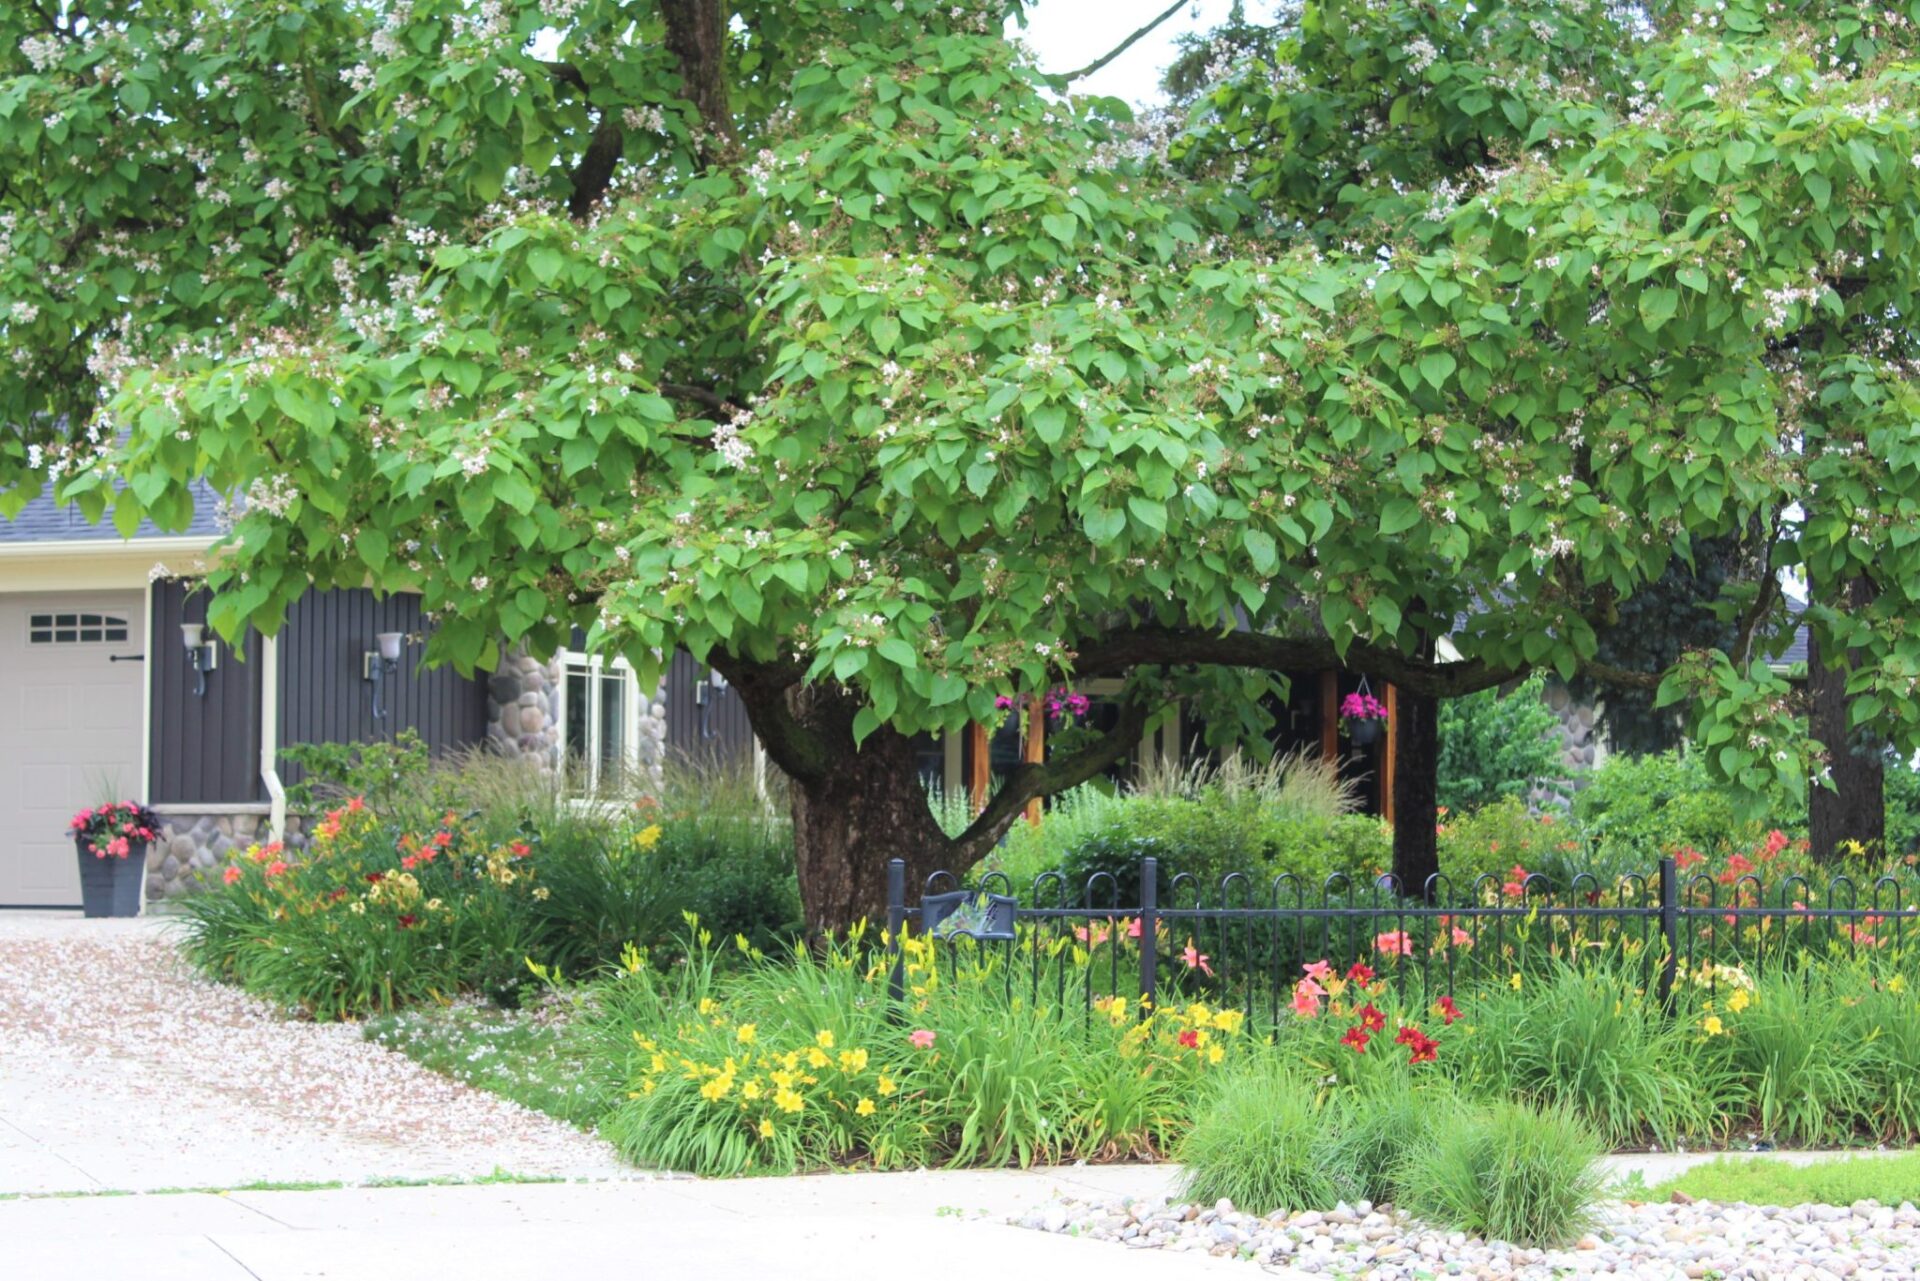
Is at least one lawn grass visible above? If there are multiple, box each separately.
[1650,1152,1920,1207]
[362,999,615,1131]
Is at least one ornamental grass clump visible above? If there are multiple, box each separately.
[1395,1099,1604,1248]
[590,920,1249,1176]
[1175,1066,1345,1215]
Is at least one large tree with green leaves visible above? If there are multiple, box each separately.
[10,0,1920,928]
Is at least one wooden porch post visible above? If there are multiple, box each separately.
[1320,669,1339,764]
[967,721,990,814]
[1023,694,1045,825]
[1382,683,1398,824]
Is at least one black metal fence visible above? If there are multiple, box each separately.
[884,855,1915,1026]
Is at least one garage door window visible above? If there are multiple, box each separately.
[29,612,130,645]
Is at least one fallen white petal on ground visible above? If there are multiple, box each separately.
[0,915,633,1193]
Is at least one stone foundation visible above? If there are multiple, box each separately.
[147,811,310,901]
[486,648,563,775]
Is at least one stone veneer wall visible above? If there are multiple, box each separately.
[487,647,564,775]
[485,645,668,793]
[1528,679,1605,812]
[147,812,310,901]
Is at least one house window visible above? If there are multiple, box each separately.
[558,651,640,797]
[29,612,129,645]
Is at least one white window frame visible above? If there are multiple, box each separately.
[555,649,643,799]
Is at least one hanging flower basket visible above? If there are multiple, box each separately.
[1340,687,1389,747]
[69,802,160,918]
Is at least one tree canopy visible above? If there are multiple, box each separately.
[9,0,1920,923]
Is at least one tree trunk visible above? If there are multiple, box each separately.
[1809,576,1885,861]
[1391,687,1441,896]
[788,720,954,935]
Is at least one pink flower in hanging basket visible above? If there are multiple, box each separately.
[1339,692,1389,722]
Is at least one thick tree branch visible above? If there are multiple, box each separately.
[1576,657,1663,691]
[950,695,1156,861]
[710,656,830,783]
[568,111,626,220]
[1730,519,1785,669]
[660,381,730,416]
[1047,0,1189,85]
[541,60,588,94]
[660,0,736,165]
[1074,626,1519,698]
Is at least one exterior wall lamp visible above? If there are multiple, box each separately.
[180,623,218,698]
[696,665,730,739]
[364,631,406,721]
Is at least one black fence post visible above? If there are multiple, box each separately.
[1657,854,1679,1009]
[1139,855,1158,1012]
[886,858,906,1011]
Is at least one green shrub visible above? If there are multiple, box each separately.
[1053,798,1387,906]
[1574,751,1774,866]
[1883,763,1920,857]
[1396,1100,1604,1246]
[1437,798,1582,884]
[512,806,799,977]
[1437,675,1571,814]
[987,783,1126,888]
[1268,814,1393,887]
[1177,1065,1346,1215]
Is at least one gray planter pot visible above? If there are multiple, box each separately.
[1346,718,1383,747]
[75,838,148,918]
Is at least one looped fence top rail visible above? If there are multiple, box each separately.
[883,855,1914,1026]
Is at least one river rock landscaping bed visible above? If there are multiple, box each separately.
[1014,1193,1920,1280]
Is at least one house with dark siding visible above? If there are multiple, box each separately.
[0,489,750,910]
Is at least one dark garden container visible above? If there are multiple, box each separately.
[75,838,148,918]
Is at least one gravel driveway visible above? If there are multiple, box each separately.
[0,914,631,1194]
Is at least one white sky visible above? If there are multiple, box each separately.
[1012,0,1253,105]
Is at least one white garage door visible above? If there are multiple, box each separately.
[0,592,146,907]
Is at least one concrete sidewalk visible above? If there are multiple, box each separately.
[1,1166,1243,1281]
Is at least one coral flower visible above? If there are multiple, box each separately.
[1374,931,1413,957]
[265,861,288,878]
[1302,960,1334,983]
[909,1029,936,1049]
[1182,941,1214,977]
[222,865,242,885]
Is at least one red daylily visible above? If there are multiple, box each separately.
[1340,1025,1370,1053]
[1357,1004,1386,1032]
[1345,962,1376,986]
[1436,996,1461,1026]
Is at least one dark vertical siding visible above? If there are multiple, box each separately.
[664,650,756,764]
[150,580,264,804]
[275,588,489,788]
